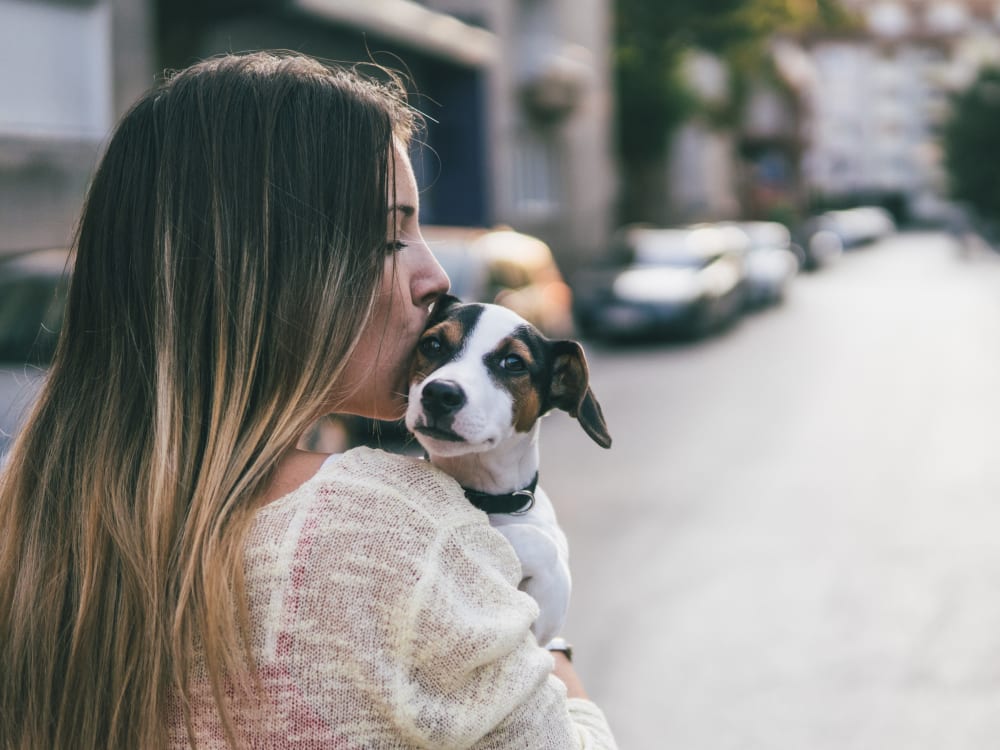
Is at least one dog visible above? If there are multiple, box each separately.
[405,294,611,647]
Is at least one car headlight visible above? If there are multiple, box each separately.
[612,267,702,303]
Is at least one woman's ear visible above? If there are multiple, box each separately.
[549,340,612,449]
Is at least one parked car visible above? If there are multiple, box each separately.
[719,221,799,307]
[0,248,72,458]
[307,225,576,452]
[817,206,896,249]
[792,215,844,271]
[572,224,749,341]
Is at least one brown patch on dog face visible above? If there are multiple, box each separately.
[409,318,466,384]
[493,336,543,433]
[512,387,542,432]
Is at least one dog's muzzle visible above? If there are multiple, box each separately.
[420,379,466,417]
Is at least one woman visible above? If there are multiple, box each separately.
[0,52,616,749]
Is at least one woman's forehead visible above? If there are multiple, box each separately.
[390,143,419,212]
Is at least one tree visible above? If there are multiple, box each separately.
[942,66,1000,226]
[613,0,855,223]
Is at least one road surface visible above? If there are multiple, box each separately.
[542,232,1000,750]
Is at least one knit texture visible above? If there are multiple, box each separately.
[168,447,617,749]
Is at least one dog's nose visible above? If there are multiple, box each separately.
[421,380,466,416]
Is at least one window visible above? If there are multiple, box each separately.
[510,129,559,217]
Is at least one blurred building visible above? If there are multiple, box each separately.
[664,50,742,224]
[0,0,152,256]
[0,0,615,274]
[796,0,1000,222]
[659,1,1000,227]
[664,48,803,226]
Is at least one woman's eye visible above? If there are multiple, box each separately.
[419,336,443,356]
[386,240,408,254]
[499,354,526,372]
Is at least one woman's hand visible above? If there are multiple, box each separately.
[551,650,588,700]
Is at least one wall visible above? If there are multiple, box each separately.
[0,0,152,256]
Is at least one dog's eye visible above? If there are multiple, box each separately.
[419,336,443,356]
[499,354,526,372]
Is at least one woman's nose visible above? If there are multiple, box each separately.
[413,241,450,308]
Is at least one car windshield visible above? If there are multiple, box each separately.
[729,222,790,250]
[626,227,742,267]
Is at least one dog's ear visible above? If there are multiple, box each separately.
[550,340,612,449]
[427,293,462,327]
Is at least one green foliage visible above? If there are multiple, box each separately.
[942,66,1000,223]
[614,0,857,163]
[614,0,742,161]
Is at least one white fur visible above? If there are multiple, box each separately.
[407,307,521,456]
[405,304,571,647]
[487,487,569,647]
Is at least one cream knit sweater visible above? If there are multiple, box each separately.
[169,447,617,749]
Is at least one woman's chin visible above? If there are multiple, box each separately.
[328,389,406,423]
[370,396,407,423]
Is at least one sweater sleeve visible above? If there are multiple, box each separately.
[388,519,618,750]
[243,448,617,749]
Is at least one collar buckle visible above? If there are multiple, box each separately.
[507,489,535,515]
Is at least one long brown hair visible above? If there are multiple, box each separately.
[0,52,414,749]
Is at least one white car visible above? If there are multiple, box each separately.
[572,224,750,341]
[820,206,896,248]
[720,221,800,306]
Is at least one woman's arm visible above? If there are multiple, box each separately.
[388,518,617,749]
[257,449,617,749]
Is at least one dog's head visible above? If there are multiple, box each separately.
[405,295,612,458]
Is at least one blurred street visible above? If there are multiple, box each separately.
[540,231,1000,750]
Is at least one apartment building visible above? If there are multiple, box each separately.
[799,0,1000,220]
[0,0,152,256]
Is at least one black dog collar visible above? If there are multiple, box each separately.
[463,473,539,515]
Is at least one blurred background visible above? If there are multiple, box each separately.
[3,0,1000,748]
